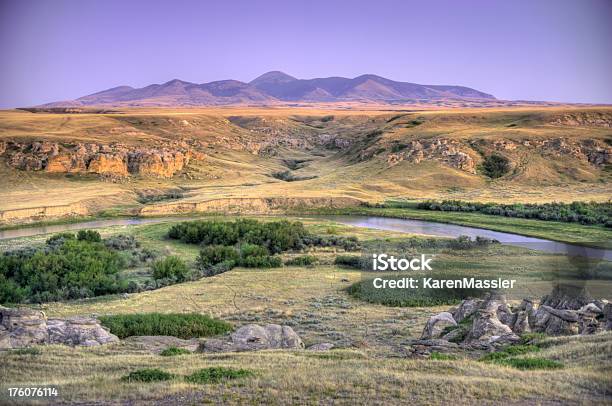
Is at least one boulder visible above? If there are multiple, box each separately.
[0,306,117,350]
[451,298,482,323]
[231,324,304,350]
[421,312,457,340]
[199,324,304,353]
[46,317,118,347]
[464,310,519,344]
[530,305,579,335]
[0,307,48,350]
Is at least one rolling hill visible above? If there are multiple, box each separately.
[40,71,496,107]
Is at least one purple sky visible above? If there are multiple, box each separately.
[0,0,611,107]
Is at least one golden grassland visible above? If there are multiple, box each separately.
[0,217,611,404]
[1,333,611,405]
[0,106,610,222]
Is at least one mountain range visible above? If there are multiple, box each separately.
[42,71,496,107]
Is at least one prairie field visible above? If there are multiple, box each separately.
[1,217,611,404]
[0,106,610,223]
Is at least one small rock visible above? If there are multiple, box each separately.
[307,343,334,351]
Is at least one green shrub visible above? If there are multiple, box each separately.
[414,199,611,226]
[168,219,308,254]
[334,255,362,269]
[480,154,510,179]
[520,332,547,345]
[429,352,457,360]
[152,256,189,282]
[496,357,563,370]
[104,234,140,250]
[10,347,41,356]
[1,237,125,304]
[239,254,282,268]
[160,347,191,356]
[99,313,233,339]
[285,255,317,266]
[121,368,174,382]
[479,345,540,362]
[184,367,253,384]
[203,260,236,277]
[77,229,102,242]
[197,245,239,269]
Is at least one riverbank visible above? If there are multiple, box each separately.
[308,207,612,249]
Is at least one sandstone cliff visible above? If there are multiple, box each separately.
[1,140,204,179]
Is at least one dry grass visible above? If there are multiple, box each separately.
[1,106,610,222]
[0,218,611,404]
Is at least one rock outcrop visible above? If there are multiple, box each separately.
[385,138,478,173]
[0,306,118,350]
[383,136,610,174]
[421,312,456,339]
[417,293,610,353]
[199,323,304,352]
[1,140,203,179]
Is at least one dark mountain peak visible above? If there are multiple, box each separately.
[250,71,297,85]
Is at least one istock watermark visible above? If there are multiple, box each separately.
[372,253,433,271]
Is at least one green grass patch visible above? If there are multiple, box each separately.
[285,255,318,266]
[184,367,253,384]
[496,357,564,370]
[429,352,458,360]
[520,332,547,345]
[99,313,233,339]
[121,368,175,382]
[9,347,42,356]
[347,274,487,307]
[159,346,192,356]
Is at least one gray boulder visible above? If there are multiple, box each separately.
[200,323,304,352]
[0,306,118,350]
[451,299,482,323]
[0,307,48,350]
[464,310,519,345]
[421,312,457,340]
[307,343,334,351]
[47,317,118,347]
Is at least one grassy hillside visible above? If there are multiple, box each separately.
[0,106,610,224]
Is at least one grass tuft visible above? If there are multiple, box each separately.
[184,367,253,384]
[429,351,458,360]
[99,313,232,339]
[121,368,175,382]
[159,347,192,356]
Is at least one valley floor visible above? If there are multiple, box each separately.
[1,218,611,405]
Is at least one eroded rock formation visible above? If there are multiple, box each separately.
[415,293,610,353]
[1,140,204,178]
[0,306,118,350]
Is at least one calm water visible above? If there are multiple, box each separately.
[324,215,611,261]
[1,215,609,260]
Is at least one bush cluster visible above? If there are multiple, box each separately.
[416,200,611,226]
[152,256,190,282]
[99,313,232,339]
[196,243,281,276]
[480,154,510,178]
[0,233,125,304]
[285,255,317,266]
[168,219,309,253]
